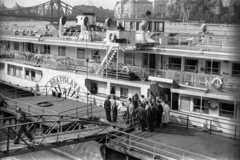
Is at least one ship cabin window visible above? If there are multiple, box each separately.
[124,53,135,65]
[0,62,5,73]
[14,42,19,51]
[185,59,198,72]
[91,49,100,62]
[232,63,240,77]
[58,46,66,56]
[124,21,131,31]
[219,102,234,119]
[27,43,34,53]
[110,86,116,95]
[153,22,164,32]
[90,82,98,94]
[25,68,42,82]
[205,61,220,75]
[44,45,50,54]
[7,64,23,78]
[147,22,152,31]
[168,57,181,70]
[120,88,128,99]
[77,48,85,59]
[180,96,190,111]
[193,98,209,114]
[136,21,141,30]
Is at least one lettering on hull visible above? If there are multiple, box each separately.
[45,75,86,101]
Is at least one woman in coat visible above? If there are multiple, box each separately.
[161,99,170,127]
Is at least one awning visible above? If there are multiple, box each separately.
[148,76,180,88]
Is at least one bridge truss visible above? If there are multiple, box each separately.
[0,0,82,22]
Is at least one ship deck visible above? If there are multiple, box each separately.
[1,95,106,126]
[106,123,240,160]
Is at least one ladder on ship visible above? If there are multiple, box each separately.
[95,46,118,75]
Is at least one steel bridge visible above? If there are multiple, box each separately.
[0,0,83,22]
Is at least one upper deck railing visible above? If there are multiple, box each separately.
[1,28,240,54]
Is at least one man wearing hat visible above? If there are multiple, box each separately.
[14,107,33,144]
[104,95,111,122]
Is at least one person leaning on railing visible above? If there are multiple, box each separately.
[13,107,33,144]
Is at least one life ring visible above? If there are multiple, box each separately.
[211,77,223,89]
[122,66,129,73]
[109,33,116,42]
[34,54,40,61]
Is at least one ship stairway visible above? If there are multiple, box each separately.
[0,114,116,158]
[95,46,118,75]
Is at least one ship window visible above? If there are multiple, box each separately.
[205,61,220,75]
[25,69,42,82]
[77,48,85,59]
[7,64,23,78]
[90,82,98,94]
[91,49,100,62]
[59,46,66,56]
[110,86,116,95]
[193,98,209,114]
[124,21,130,31]
[31,71,35,81]
[14,42,19,50]
[180,96,190,111]
[120,88,128,99]
[124,53,135,65]
[15,66,23,78]
[44,45,50,54]
[232,63,240,77]
[0,63,5,73]
[185,59,198,72]
[219,102,234,119]
[169,57,181,70]
[153,22,164,32]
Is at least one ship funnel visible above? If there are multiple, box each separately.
[59,16,67,38]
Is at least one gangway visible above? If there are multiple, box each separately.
[105,129,217,160]
[0,115,114,158]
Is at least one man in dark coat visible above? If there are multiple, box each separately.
[14,107,33,144]
[111,96,118,122]
[127,98,136,127]
[134,106,146,131]
[155,99,163,128]
[146,103,156,132]
[104,95,111,122]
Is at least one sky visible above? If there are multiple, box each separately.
[0,0,120,10]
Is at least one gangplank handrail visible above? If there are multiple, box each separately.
[106,129,217,160]
[169,110,240,140]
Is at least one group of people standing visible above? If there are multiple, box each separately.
[104,91,170,132]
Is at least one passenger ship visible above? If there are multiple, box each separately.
[0,13,240,137]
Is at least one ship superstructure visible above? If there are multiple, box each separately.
[0,14,240,138]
